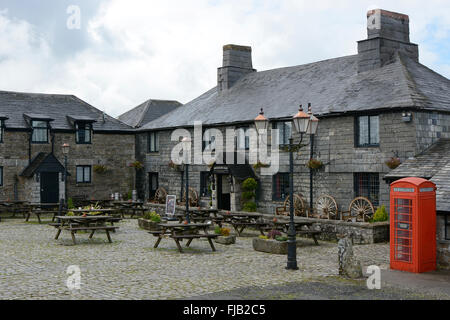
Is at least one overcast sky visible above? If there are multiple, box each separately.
[0,0,449,117]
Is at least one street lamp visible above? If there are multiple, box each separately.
[62,143,70,206]
[182,137,191,223]
[307,104,319,216]
[255,104,319,271]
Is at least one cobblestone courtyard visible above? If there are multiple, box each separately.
[0,217,394,300]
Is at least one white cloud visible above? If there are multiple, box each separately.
[0,1,449,117]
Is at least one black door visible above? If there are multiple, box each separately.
[149,172,159,200]
[40,172,59,204]
[217,175,231,211]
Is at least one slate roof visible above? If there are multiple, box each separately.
[384,139,450,212]
[0,91,133,132]
[20,153,67,178]
[140,52,450,131]
[118,99,182,128]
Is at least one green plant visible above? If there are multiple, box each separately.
[242,202,257,212]
[372,205,388,222]
[242,178,258,192]
[143,211,161,223]
[67,198,75,210]
[127,190,133,200]
[214,226,222,235]
[275,236,288,242]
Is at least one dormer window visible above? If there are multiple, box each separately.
[31,120,49,143]
[76,122,92,144]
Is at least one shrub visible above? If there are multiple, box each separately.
[267,230,282,240]
[242,191,256,201]
[67,198,75,210]
[372,205,388,222]
[242,202,257,212]
[214,226,222,235]
[242,178,258,192]
[220,228,231,237]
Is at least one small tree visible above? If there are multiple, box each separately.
[241,178,258,212]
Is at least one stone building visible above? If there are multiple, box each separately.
[133,9,450,219]
[0,91,136,203]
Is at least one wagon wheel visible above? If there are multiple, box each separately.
[154,187,167,204]
[315,195,338,220]
[349,197,374,222]
[183,187,198,207]
[284,194,307,217]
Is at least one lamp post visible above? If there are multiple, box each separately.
[307,104,320,216]
[255,105,319,271]
[62,143,70,206]
[182,137,191,223]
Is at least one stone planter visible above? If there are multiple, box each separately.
[252,238,289,255]
[138,218,161,231]
[215,235,236,245]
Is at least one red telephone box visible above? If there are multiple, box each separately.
[390,177,437,273]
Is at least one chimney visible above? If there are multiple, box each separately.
[357,9,419,73]
[217,44,256,92]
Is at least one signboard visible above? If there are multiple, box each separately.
[165,195,176,217]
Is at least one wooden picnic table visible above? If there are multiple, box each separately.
[26,203,63,224]
[218,212,267,236]
[112,201,145,218]
[263,220,321,245]
[52,216,119,244]
[149,222,218,253]
[0,201,29,218]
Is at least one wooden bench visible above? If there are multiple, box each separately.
[229,221,269,236]
[26,210,66,224]
[52,224,118,244]
[170,234,218,252]
[296,230,321,245]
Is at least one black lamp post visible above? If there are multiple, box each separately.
[182,137,191,223]
[307,104,320,216]
[255,105,319,271]
[62,143,70,206]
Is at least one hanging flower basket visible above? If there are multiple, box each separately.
[93,164,108,174]
[385,157,401,170]
[168,160,182,171]
[129,161,143,170]
[253,161,270,170]
[306,159,323,170]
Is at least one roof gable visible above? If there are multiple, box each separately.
[118,99,182,128]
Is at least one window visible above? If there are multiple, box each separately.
[236,126,250,150]
[203,129,216,152]
[31,120,49,143]
[200,172,211,197]
[354,173,380,206]
[0,120,4,143]
[356,115,379,147]
[0,167,3,186]
[149,172,159,199]
[148,132,159,153]
[445,215,450,241]
[273,121,292,146]
[76,166,91,183]
[76,122,92,144]
[272,173,290,201]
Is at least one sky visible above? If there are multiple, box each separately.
[0,0,449,117]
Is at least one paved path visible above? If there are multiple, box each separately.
[0,217,445,300]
